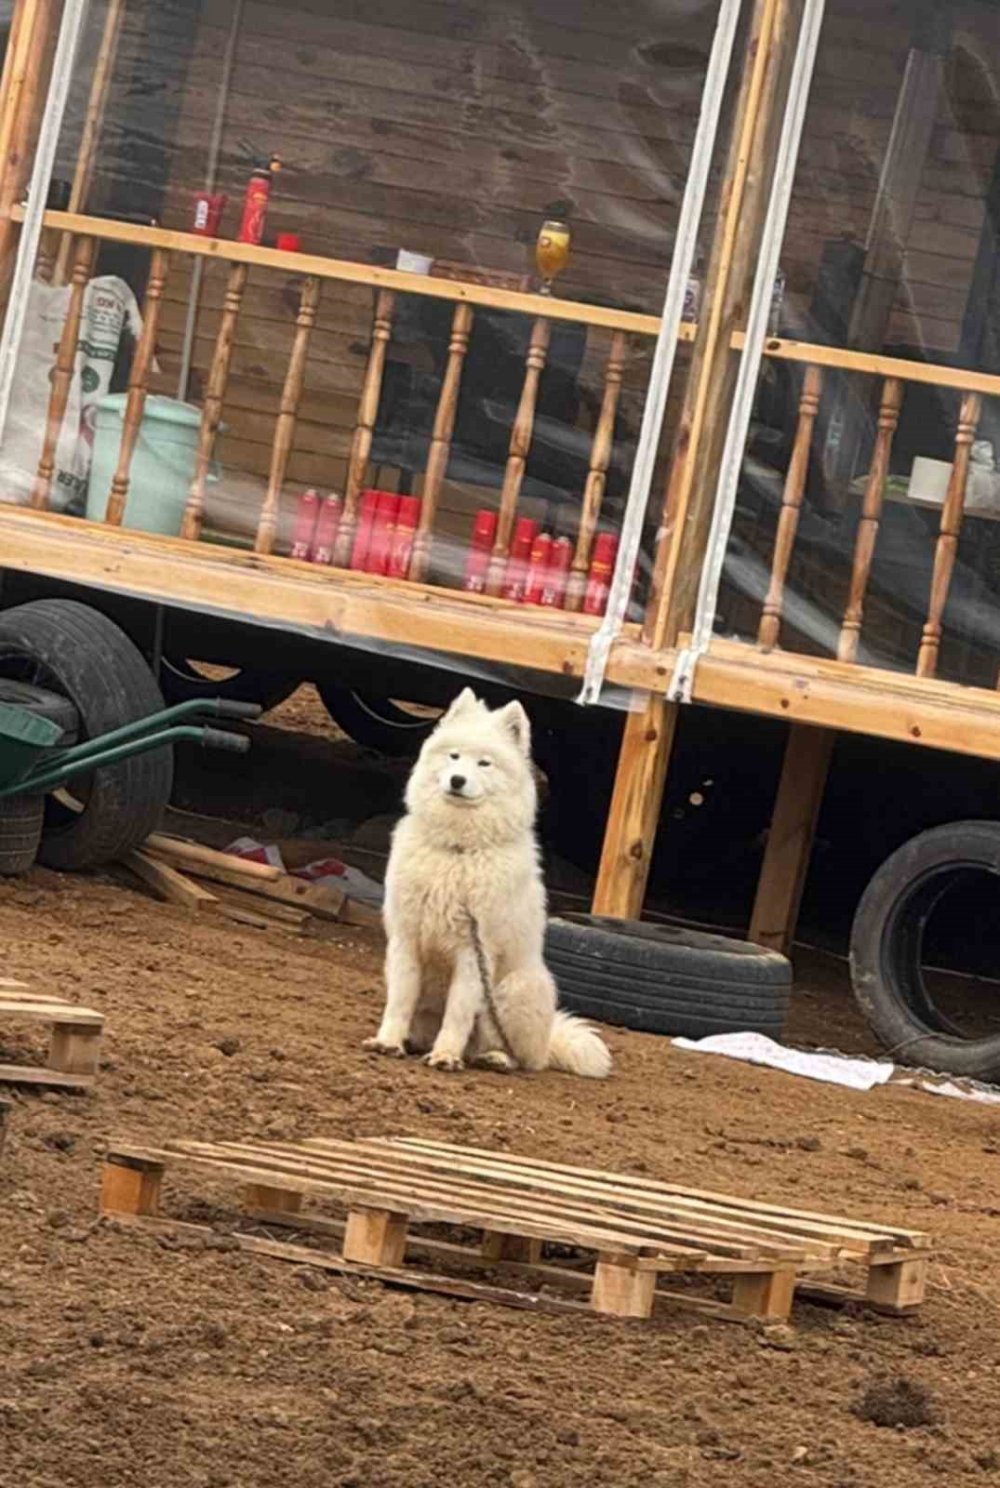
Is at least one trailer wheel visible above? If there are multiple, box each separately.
[0,600,173,870]
[545,915,791,1038]
[318,684,439,756]
[160,657,297,712]
[850,820,1000,1079]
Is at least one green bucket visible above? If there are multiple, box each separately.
[85,394,218,536]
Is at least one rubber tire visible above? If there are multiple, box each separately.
[850,820,1000,1078]
[0,793,44,874]
[0,600,173,871]
[160,656,298,712]
[318,684,437,757]
[545,914,792,1038]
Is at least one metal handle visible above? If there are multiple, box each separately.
[200,728,251,754]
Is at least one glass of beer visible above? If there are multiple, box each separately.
[535,219,571,295]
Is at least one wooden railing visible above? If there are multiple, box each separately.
[20,210,656,611]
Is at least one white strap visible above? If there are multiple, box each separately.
[577,0,743,707]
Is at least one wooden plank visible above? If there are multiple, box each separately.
[122,848,220,915]
[144,834,281,881]
[100,1156,164,1216]
[0,1000,102,1025]
[0,0,51,285]
[144,847,346,920]
[393,1139,929,1247]
[218,902,306,936]
[591,695,678,918]
[748,724,835,954]
[343,1206,409,1267]
[52,0,124,283]
[0,1062,94,1089]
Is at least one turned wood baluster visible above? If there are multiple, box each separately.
[103,249,170,527]
[255,275,321,555]
[837,376,903,663]
[916,390,982,679]
[409,301,473,583]
[334,288,396,566]
[180,261,247,542]
[566,330,627,612]
[30,235,95,510]
[484,316,551,597]
[757,365,823,650]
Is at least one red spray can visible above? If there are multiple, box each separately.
[237,153,281,246]
[583,531,619,616]
[366,491,401,575]
[524,531,552,605]
[310,494,342,564]
[463,508,497,593]
[540,535,572,608]
[387,495,421,579]
[501,517,538,603]
[290,488,319,559]
[350,489,380,571]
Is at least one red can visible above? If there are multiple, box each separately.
[501,517,538,603]
[583,531,619,616]
[310,494,342,564]
[463,508,498,593]
[387,495,421,579]
[237,155,281,246]
[192,191,227,237]
[366,491,401,575]
[540,535,572,608]
[524,531,552,605]
[350,489,380,571]
[290,488,319,560]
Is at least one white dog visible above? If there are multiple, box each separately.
[365,688,611,1078]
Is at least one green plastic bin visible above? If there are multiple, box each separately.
[85,394,216,536]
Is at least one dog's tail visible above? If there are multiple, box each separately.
[546,1009,612,1079]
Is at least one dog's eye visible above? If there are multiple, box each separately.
[478,759,492,768]
[449,751,460,761]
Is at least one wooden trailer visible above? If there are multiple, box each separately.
[0,0,999,958]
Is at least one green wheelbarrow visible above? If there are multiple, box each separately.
[0,684,258,876]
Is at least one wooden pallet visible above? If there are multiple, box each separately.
[0,979,104,1089]
[99,1135,933,1323]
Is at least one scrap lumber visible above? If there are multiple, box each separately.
[122,849,219,915]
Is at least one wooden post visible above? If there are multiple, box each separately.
[53,0,125,285]
[481,1231,543,1265]
[342,1206,408,1267]
[590,1253,656,1319]
[731,1267,796,1320]
[0,0,53,289]
[103,248,170,526]
[484,315,551,596]
[30,233,94,509]
[748,723,834,952]
[837,377,903,662]
[757,364,823,648]
[592,694,679,917]
[593,0,796,921]
[180,260,247,542]
[255,274,321,555]
[409,300,473,582]
[0,0,28,128]
[566,330,627,612]
[48,1021,101,1077]
[334,287,395,566]
[916,390,981,678]
[100,1156,163,1217]
[866,1255,928,1312]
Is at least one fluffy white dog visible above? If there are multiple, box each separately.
[366,688,612,1078]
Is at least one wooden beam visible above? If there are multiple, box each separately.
[0,0,51,287]
[122,848,220,915]
[748,724,834,953]
[591,695,678,918]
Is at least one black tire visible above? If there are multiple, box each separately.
[318,684,438,757]
[545,914,792,1038]
[0,794,44,874]
[0,600,173,871]
[160,656,297,712]
[850,820,1000,1078]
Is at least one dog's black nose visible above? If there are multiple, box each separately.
[449,774,466,792]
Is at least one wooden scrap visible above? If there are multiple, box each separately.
[145,841,346,920]
[144,833,281,882]
[122,849,219,915]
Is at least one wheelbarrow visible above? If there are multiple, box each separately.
[0,687,259,875]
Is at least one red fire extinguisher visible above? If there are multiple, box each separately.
[237,152,282,246]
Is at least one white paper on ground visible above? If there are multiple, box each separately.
[919,1079,1000,1106]
[672,1031,895,1090]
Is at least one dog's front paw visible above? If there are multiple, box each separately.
[473,1050,514,1072]
[424,1050,464,1072]
[363,1036,407,1058]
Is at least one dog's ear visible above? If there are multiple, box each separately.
[494,700,531,755]
[445,687,480,720]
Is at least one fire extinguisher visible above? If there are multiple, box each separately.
[237,151,282,246]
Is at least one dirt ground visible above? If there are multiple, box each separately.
[4,701,1000,1486]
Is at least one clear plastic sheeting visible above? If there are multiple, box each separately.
[714,0,1000,694]
[0,0,738,701]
